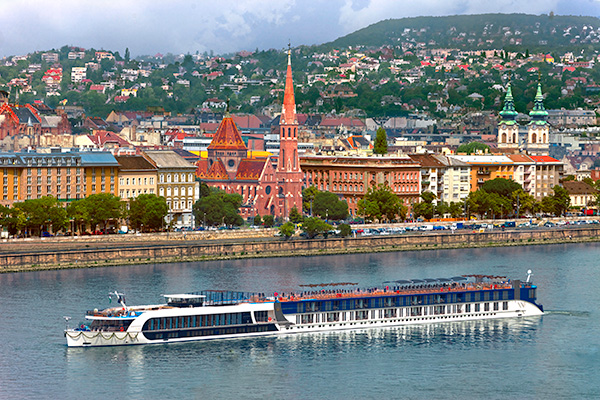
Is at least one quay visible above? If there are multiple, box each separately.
[1,224,599,273]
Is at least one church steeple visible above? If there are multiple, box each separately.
[526,80,549,155]
[276,44,303,219]
[281,46,297,126]
[498,82,519,151]
[529,82,548,122]
[499,83,518,122]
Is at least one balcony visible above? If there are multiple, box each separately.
[477,169,491,175]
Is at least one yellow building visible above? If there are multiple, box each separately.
[115,155,157,200]
[450,155,515,192]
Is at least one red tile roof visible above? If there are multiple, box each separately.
[530,155,560,163]
[207,116,246,151]
[235,158,268,181]
[204,159,229,180]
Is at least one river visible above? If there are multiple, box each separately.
[0,243,598,399]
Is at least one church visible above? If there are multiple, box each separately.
[195,50,303,220]
[497,81,550,156]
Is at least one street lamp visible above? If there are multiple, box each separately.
[326,208,329,223]
[203,212,206,228]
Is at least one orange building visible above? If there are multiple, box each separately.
[300,155,421,217]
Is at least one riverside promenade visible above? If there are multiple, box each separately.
[1,222,599,273]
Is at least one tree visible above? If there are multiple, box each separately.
[278,222,295,239]
[357,184,404,222]
[262,214,275,228]
[413,191,436,220]
[301,217,332,239]
[313,190,348,221]
[481,178,522,198]
[338,223,352,237]
[67,200,90,234]
[288,206,304,223]
[253,214,262,227]
[511,189,537,217]
[456,141,490,155]
[551,185,570,216]
[192,189,243,227]
[128,194,168,232]
[82,193,124,230]
[373,126,388,154]
[14,196,68,235]
[302,186,319,215]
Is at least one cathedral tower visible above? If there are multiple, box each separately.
[276,47,303,218]
[526,82,549,156]
[498,83,519,151]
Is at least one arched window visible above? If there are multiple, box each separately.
[501,132,507,143]
[531,133,537,143]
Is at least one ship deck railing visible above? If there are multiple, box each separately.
[266,282,525,303]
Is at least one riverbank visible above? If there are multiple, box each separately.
[1,226,599,273]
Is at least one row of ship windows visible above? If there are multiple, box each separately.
[296,302,509,324]
[289,290,519,314]
[145,324,278,340]
[142,311,268,331]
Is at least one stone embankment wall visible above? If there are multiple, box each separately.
[2,227,599,273]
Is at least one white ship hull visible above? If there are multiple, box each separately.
[65,299,542,347]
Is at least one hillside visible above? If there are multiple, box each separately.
[323,13,600,52]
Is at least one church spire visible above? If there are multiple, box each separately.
[499,82,517,121]
[281,45,297,126]
[529,81,548,121]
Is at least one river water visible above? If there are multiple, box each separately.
[0,243,598,399]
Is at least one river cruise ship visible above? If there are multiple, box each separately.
[64,273,543,347]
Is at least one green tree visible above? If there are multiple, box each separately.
[551,185,570,216]
[413,191,436,219]
[82,193,124,230]
[511,189,537,217]
[192,189,243,227]
[338,223,352,237]
[262,214,275,228]
[128,194,168,232]
[253,214,262,227]
[302,186,319,215]
[313,190,348,221]
[278,222,295,239]
[456,141,490,155]
[301,217,332,239]
[67,200,90,234]
[373,126,388,154]
[481,178,522,198]
[14,196,68,235]
[288,206,304,223]
[357,184,404,222]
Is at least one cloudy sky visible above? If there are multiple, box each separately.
[1,0,600,58]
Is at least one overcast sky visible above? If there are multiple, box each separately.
[1,0,600,58]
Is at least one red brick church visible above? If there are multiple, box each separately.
[196,50,303,220]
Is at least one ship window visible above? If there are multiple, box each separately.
[484,292,490,301]
[474,292,480,302]
[296,303,304,313]
[493,302,499,311]
[484,303,490,312]
[475,304,480,312]
[502,291,509,300]
[503,302,508,310]
[493,291,499,301]
[465,304,471,313]
[465,293,471,302]
[255,311,268,323]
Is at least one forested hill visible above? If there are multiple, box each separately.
[321,14,600,52]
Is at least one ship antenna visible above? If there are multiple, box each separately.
[63,316,71,330]
[526,269,533,283]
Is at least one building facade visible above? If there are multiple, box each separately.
[300,155,421,217]
[143,150,197,228]
[115,155,158,201]
[195,52,303,220]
